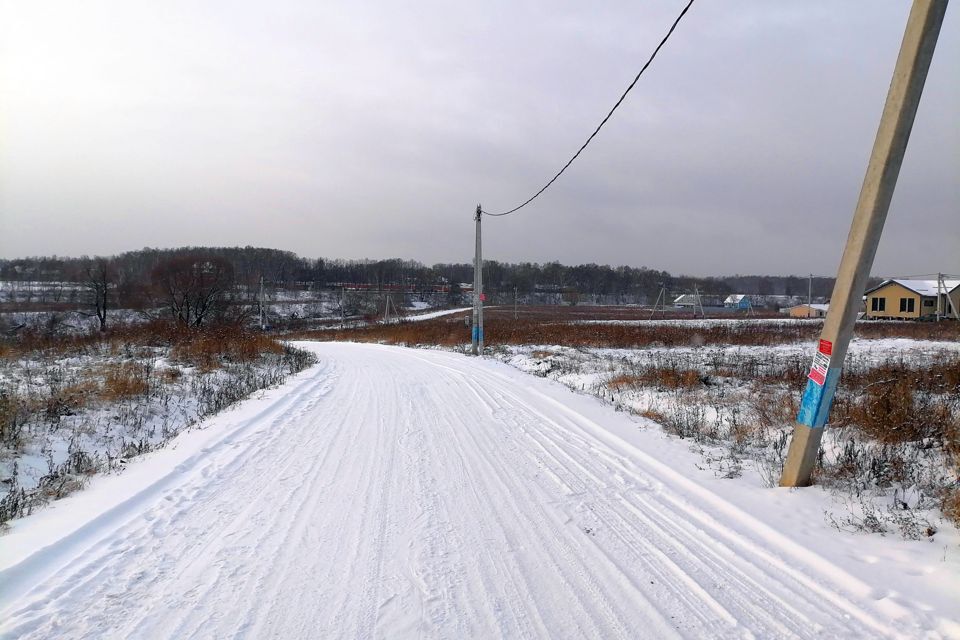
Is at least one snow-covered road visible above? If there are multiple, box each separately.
[1,343,954,639]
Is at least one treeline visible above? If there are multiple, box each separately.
[0,246,839,319]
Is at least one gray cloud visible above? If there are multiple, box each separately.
[1,0,957,277]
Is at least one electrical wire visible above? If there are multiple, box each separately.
[482,0,696,217]
[894,273,960,279]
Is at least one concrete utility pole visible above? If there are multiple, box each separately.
[649,283,666,319]
[940,273,960,319]
[780,0,947,487]
[692,284,705,318]
[937,273,943,322]
[807,273,813,316]
[471,205,484,355]
[514,286,518,320]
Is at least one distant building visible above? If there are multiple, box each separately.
[725,294,815,310]
[864,278,960,320]
[723,294,752,310]
[784,303,829,319]
[755,294,809,310]
[673,293,723,308]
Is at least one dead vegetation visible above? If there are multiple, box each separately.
[101,363,151,401]
[292,311,960,350]
[0,321,315,526]
[373,313,957,537]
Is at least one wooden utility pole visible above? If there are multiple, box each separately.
[471,205,484,355]
[780,0,947,487]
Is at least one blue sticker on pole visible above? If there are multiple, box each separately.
[471,327,479,341]
[797,378,825,427]
[797,341,840,428]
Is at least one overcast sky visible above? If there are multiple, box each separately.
[1,1,957,277]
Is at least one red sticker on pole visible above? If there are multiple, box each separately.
[808,366,826,386]
[808,351,830,386]
[819,339,833,356]
[479,293,486,302]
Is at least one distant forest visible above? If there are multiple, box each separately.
[0,246,840,311]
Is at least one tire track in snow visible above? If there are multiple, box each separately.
[441,370,680,638]
[0,343,942,639]
[465,362,907,638]
[2,359,342,638]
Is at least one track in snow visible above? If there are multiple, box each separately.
[0,343,930,639]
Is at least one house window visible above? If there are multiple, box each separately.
[923,299,934,307]
[899,298,915,313]
[871,297,885,312]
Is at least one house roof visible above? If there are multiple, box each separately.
[865,278,960,297]
[786,303,829,312]
[724,294,747,304]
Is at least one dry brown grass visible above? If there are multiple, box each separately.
[0,320,175,359]
[606,374,643,391]
[39,380,98,420]
[171,328,283,371]
[294,317,810,349]
[0,320,290,374]
[0,390,24,446]
[290,313,960,351]
[945,412,960,466]
[828,357,960,446]
[608,368,703,391]
[101,363,150,401]
[746,387,799,428]
[637,408,669,423]
[161,367,183,383]
[942,489,960,528]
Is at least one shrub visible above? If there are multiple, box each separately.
[102,363,151,401]
[942,488,960,528]
[0,389,26,449]
[171,327,284,370]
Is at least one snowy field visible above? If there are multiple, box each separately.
[1,343,957,639]
[0,336,315,524]
[403,306,472,321]
[572,317,824,326]
[496,336,960,538]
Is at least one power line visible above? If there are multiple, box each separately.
[482,0,696,218]
[892,273,960,279]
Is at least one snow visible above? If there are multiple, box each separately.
[1,342,957,638]
[0,345,311,499]
[572,317,825,326]
[874,279,960,297]
[402,306,472,321]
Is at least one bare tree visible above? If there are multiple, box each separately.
[84,258,112,332]
[150,255,235,327]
